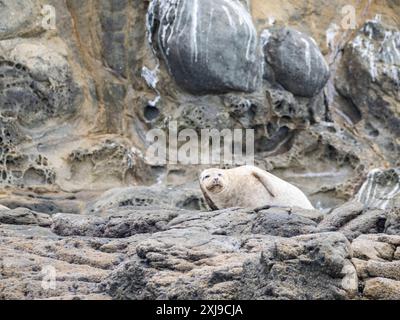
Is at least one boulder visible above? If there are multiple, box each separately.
[0,40,82,128]
[148,0,260,94]
[262,27,330,97]
[335,20,400,165]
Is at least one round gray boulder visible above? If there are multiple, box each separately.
[263,27,330,97]
[149,0,261,95]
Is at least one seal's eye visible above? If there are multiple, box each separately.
[204,175,210,180]
[218,174,222,177]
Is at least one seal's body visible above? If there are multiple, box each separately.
[200,165,314,210]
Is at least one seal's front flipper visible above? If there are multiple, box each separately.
[251,169,277,198]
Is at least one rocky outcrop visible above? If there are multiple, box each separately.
[1,188,400,300]
[0,0,399,301]
[335,19,400,166]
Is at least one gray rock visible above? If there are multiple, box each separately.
[263,27,330,97]
[149,0,260,94]
[51,209,180,238]
[240,232,358,300]
[318,201,365,231]
[335,21,400,166]
[106,227,247,300]
[385,208,400,235]
[318,201,387,240]
[251,208,319,237]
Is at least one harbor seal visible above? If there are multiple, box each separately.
[199,165,314,211]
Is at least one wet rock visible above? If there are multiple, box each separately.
[149,0,260,94]
[262,27,330,97]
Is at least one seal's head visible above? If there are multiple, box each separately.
[200,168,227,194]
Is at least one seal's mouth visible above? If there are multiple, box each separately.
[207,182,224,193]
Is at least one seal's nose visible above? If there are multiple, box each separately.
[213,177,219,184]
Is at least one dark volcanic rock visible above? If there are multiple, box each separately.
[263,27,330,97]
[240,232,358,300]
[335,21,400,166]
[52,208,180,238]
[318,201,388,240]
[149,0,260,94]
[0,208,51,227]
[251,208,320,237]
[385,208,400,235]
